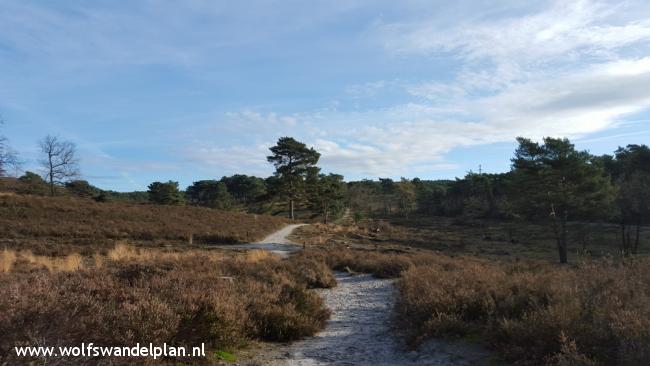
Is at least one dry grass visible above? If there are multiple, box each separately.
[2,249,85,272]
[24,252,84,272]
[0,248,16,272]
[239,249,277,263]
[106,241,141,261]
[0,248,334,365]
[2,243,221,273]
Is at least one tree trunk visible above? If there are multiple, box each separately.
[49,157,55,196]
[559,211,568,264]
[559,237,568,263]
[634,218,641,254]
[550,203,568,264]
[627,230,631,255]
[620,221,627,255]
[558,211,569,264]
[289,199,294,220]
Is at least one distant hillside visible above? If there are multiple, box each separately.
[0,193,288,255]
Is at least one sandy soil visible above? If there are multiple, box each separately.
[214,224,306,257]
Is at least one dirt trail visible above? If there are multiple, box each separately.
[214,223,306,257]
[241,225,492,365]
[262,272,491,366]
[257,224,306,246]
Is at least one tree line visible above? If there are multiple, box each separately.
[3,122,650,263]
[146,137,345,223]
[347,138,650,263]
[0,126,345,224]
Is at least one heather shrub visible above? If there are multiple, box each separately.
[396,258,650,365]
[0,250,333,364]
[304,248,438,279]
[250,283,330,341]
[0,194,287,254]
[281,251,337,288]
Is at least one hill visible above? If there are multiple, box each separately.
[0,193,288,255]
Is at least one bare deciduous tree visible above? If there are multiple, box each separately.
[39,135,79,196]
[0,137,21,177]
[0,120,21,177]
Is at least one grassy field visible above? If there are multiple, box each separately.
[0,193,287,255]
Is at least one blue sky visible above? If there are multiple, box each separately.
[1,0,650,191]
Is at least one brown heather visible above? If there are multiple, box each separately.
[0,194,287,255]
[0,247,334,365]
[395,257,650,365]
[3,193,650,365]
[295,224,650,366]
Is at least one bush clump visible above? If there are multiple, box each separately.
[395,257,650,365]
[0,250,333,365]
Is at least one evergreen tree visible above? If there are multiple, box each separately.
[18,171,50,195]
[65,180,101,199]
[219,174,266,204]
[378,178,396,214]
[147,181,184,205]
[267,137,320,220]
[395,178,416,217]
[511,137,614,263]
[186,180,233,209]
[308,172,345,224]
[610,144,650,254]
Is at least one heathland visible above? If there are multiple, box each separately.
[1,136,650,365]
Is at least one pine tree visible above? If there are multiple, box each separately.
[147,181,184,205]
[267,137,320,220]
[512,137,614,263]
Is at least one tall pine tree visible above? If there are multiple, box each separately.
[512,137,614,263]
[267,137,320,220]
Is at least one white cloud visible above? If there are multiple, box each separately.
[184,144,274,177]
[377,0,650,64]
[194,58,650,178]
[8,0,649,182]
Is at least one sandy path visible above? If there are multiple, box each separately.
[214,223,306,257]
[257,224,306,245]
[233,225,491,365]
[264,272,491,366]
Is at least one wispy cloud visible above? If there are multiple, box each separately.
[184,6,650,178]
[3,0,650,187]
